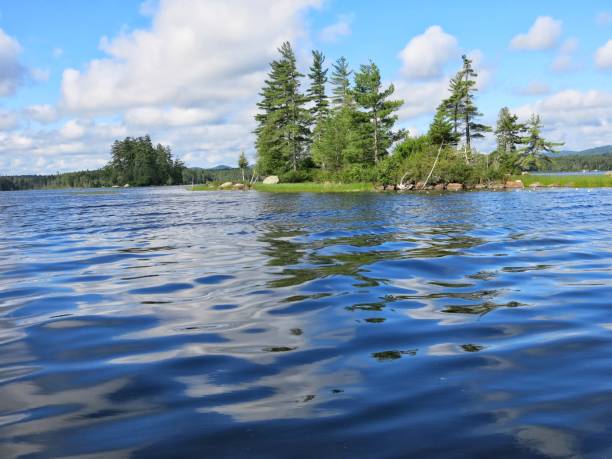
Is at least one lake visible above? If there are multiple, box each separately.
[1,187,611,458]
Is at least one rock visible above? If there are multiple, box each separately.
[529,182,542,188]
[123,184,130,188]
[489,182,505,190]
[219,182,233,189]
[434,183,445,191]
[446,183,463,191]
[375,185,386,192]
[396,183,413,191]
[415,181,426,190]
[474,184,487,190]
[232,183,245,190]
[505,180,524,189]
[384,185,396,191]
[605,171,612,177]
[262,175,279,184]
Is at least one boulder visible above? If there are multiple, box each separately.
[605,171,612,177]
[529,182,542,188]
[415,181,426,190]
[474,184,487,190]
[505,180,524,189]
[262,175,279,184]
[489,182,505,190]
[446,183,463,191]
[434,183,445,191]
[219,182,233,189]
[384,185,396,191]
[233,183,245,190]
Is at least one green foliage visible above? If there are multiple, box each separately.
[307,50,329,128]
[311,107,359,171]
[438,55,491,152]
[352,62,404,164]
[514,114,564,171]
[330,56,353,109]
[279,169,313,183]
[255,41,311,174]
[428,103,459,146]
[107,136,184,186]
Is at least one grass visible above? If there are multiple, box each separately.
[515,174,612,188]
[253,182,375,193]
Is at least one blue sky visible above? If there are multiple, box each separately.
[0,0,611,174]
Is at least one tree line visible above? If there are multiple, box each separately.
[0,136,186,190]
[254,42,564,184]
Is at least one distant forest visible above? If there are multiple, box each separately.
[0,135,252,191]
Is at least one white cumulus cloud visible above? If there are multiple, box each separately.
[0,27,27,96]
[319,14,352,43]
[510,16,562,51]
[398,26,459,79]
[595,39,612,69]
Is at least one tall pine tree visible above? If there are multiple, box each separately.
[352,62,403,164]
[255,42,310,174]
[330,57,353,109]
[307,50,329,128]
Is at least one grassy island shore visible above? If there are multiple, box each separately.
[514,174,612,188]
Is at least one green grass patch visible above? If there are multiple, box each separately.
[254,182,375,193]
[515,174,612,188]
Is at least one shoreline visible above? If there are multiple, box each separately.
[189,174,612,193]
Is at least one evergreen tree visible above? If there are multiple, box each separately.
[495,107,526,154]
[442,55,491,155]
[254,42,310,174]
[307,50,329,129]
[428,102,458,146]
[516,114,563,171]
[458,55,490,150]
[238,151,248,182]
[311,107,359,171]
[330,56,353,109]
[352,62,403,164]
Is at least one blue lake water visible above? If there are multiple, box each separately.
[0,187,611,458]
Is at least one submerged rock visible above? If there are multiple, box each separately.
[262,175,279,184]
[446,183,463,191]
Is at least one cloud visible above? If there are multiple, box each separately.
[398,26,459,79]
[0,27,27,96]
[515,81,551,96]
[596,12,611,26]
[0,111,18,129]
[124,106,219,127]
[510,16,562,51]
[551,37,579,73]
[52,47,63,58]
[595,39,612,70]
[0,0,322,174]
[61,0,319,114]
[24,104,58,123]
[318,14,352,43]
[514,89,612,149]
[60,120,86,139]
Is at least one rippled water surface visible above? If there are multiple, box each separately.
[1,187,611,458]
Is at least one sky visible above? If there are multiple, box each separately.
[0,0,611,175]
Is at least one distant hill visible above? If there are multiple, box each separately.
[210,164,233,170]
[554,145,612,156]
